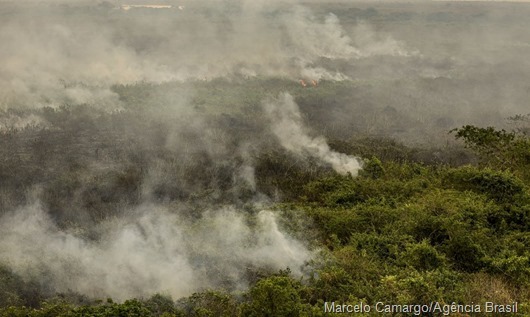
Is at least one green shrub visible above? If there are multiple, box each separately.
[379,268,465,304]
[349,232,413,262]
[177,291,237,317]
[487,249,530,285]
[145,294,179,317]
[241,276,303,317]
[486,204,530,231]
[302,170,430,208]
[452,125,530,180]
[302,176,362,207]
[441,232,488,272]
[359,157,385,179]
[398,240,447,271]
[444,166,526,203]
[306,266,355,303]
[66,299,152,317]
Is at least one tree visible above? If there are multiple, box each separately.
[241,276,302,317]
[451,125,530,180]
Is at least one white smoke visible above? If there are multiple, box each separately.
[352,22,417,58]
[0,2,415,110]
[0,202,312,300]
[263,92,362,176]
[0,113,47,131]
[284,7,362,61]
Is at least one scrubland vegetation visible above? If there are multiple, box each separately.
[1,78,529,316]
[1,1,530,316]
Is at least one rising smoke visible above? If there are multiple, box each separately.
[2,0,530,304]
[263,92,362,176]
[0,0,410,111]
[0,201,311,300]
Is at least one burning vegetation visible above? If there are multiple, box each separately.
[0,0,529,316]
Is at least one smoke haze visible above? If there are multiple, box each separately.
[0,1,411,110]
[1,0,530,303]
[0,201,311,300]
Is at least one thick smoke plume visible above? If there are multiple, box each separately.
[0,201,311,300]
[263,92,362,176]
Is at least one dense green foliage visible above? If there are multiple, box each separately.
[1,116,529,315]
